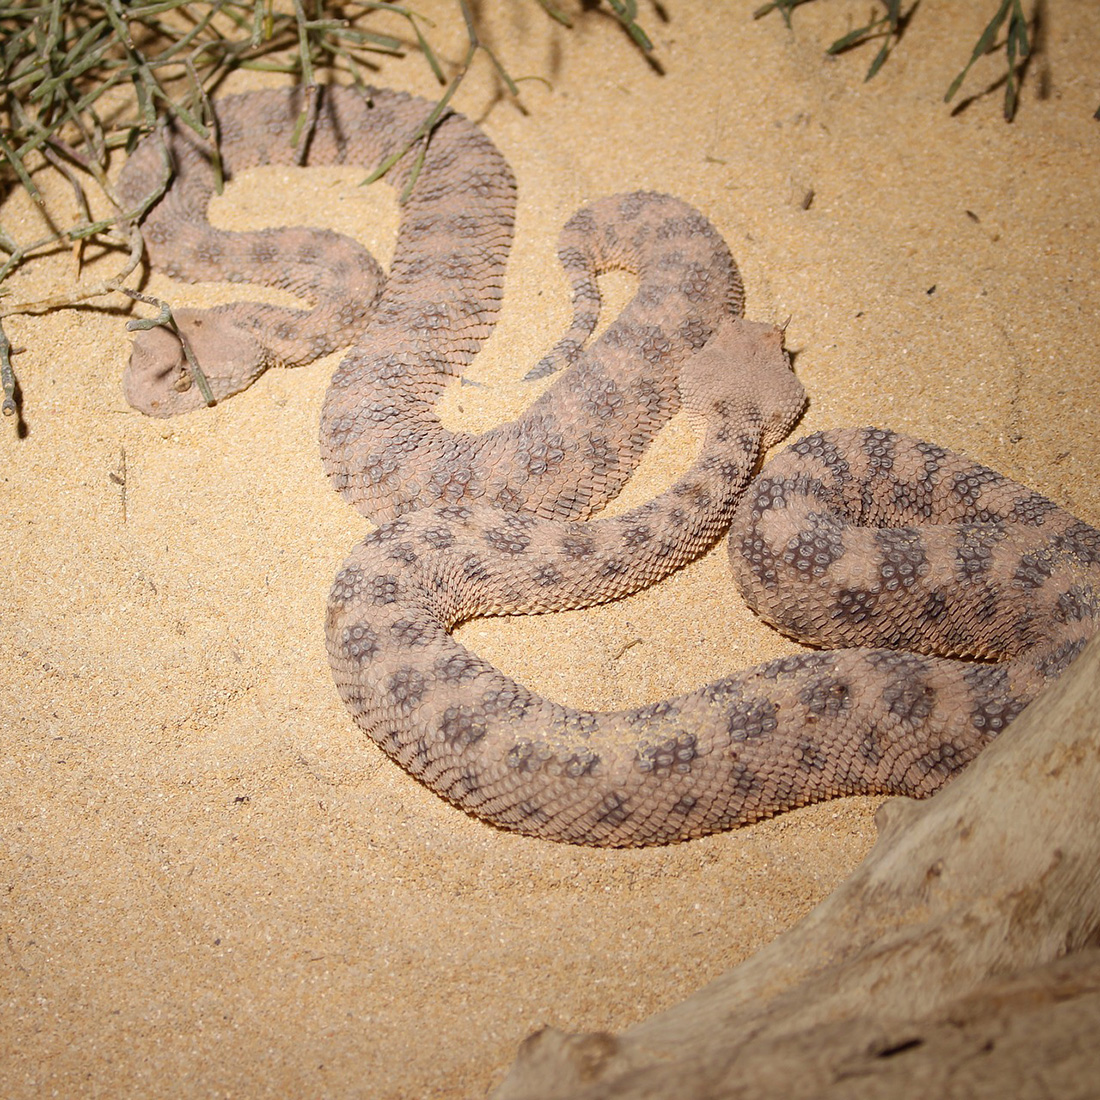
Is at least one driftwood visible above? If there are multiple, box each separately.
[492,633,1100,1100]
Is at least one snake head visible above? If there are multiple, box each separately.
[681,318,806,449]
[124,307,268,417]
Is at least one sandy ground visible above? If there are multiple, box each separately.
[2,3,1099,1097]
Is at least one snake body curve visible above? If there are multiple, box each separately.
[119,85,1100,845]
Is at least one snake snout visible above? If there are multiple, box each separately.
[124,324,197,417]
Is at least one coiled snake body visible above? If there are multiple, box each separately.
[119,86,1100,846]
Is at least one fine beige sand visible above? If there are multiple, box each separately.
[2,3,1098,1097]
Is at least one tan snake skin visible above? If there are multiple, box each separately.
[118,85,1100,845]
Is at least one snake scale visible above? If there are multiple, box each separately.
[118,85,1100,846]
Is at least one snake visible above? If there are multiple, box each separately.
[117,85,1100,846]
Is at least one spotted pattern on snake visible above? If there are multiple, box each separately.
[119,85,1100,846]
